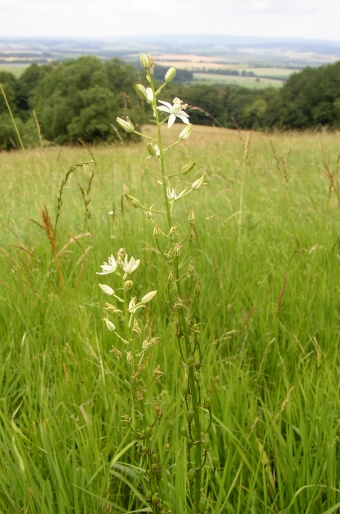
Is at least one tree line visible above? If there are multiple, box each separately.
[0,56,340,150]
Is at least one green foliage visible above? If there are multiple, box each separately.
[33,56,142,144]
[0,56,143,148]
[1,58,340,151]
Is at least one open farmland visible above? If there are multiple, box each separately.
[1,126,340,512]
[191,72,283,88]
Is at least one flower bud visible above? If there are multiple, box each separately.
[140,54,149,68]
[116,116,134,133]
[181,161,196,175]
[165,66,176,83]
[188,225,196,241]
[188,208,195,224]
[99,284,114,296]
[141,290,158,304]
[135,84,147,100]
[146,87,154,104]
[125,194,140,208]
[179,124,192,141]
[123,280,133,291]
[192,174,206,190]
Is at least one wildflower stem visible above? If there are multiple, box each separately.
[149,78,172,231]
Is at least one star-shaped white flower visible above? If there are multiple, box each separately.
[96,255,118,275]
[157,97,190,128]
[167,185,187,202]
[122,255,140,278]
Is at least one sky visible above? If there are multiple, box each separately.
[1,0,340,42]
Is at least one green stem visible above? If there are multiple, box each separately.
[150,72,202,511]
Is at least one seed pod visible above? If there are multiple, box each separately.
[212,456,219,468]
[123,280,133,291]
[188,208,195,224]
[125,194,140,208]
[187,468,196,480]
[187,355,195,366]
[198,497,207,511]
[181,161,196,175]
[153,223,160,240]
[151,453,159,463]
[186,409,194,423]
[202,439,210,450]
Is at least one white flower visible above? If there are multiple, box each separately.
[99,284,114,296]
[167,186,187,202]
[96,255,118,275]
[157,97,190,128]
[122,255,140,277]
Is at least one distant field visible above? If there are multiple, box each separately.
[0,51,297,88]
[192,72,283,88]
[0,63,27,77]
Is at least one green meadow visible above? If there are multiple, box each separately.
[1,126,340,513]
[191,73,283,89]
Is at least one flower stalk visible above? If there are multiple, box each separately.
[110,56,210,513]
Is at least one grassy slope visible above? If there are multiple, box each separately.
[0,126,340,513]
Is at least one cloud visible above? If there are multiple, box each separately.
[0,0,339,41]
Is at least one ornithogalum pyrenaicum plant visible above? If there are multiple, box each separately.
[97,248,168,513]
[100,55,213,513]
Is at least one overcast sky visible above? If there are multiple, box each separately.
[1,0,339,42]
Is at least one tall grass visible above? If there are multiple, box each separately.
[0,127,340,513]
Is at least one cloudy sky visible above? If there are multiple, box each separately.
[1,0,339,42]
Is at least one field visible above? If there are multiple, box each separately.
[1,126,340,513]
[191,73,283,89]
